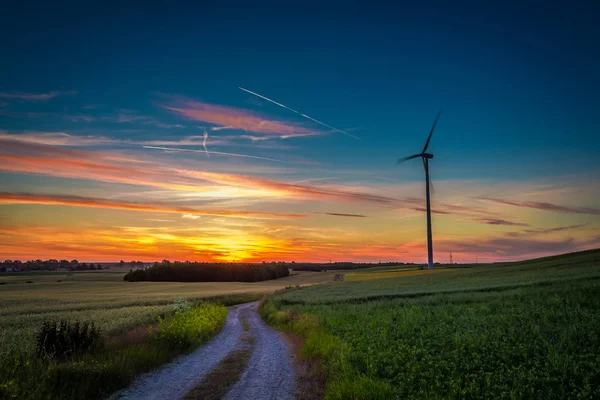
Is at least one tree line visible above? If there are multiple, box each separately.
[124,260,290,282]
[1,259,107,272]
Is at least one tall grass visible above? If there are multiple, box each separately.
[0,300,229,400]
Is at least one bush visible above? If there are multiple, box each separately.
[156,302,227,350]
[36,320,101,361]
[172,298,191,314]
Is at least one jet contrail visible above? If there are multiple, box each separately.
[202,128,209,158]
[239,87,300,114]
[143,146,288,163]
[238,87,360,140]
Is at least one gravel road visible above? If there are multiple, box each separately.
[110,301,295,400]
[224,303,295,400]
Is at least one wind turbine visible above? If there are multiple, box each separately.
[397,111,442,270]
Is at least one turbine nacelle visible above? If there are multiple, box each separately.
[422,153,434,159]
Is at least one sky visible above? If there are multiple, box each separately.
[0,1,599,263]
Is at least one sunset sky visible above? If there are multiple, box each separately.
[1,2,599,263]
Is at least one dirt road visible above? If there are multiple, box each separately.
[111,302,295,400]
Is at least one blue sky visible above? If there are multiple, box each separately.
[0,1,598,262]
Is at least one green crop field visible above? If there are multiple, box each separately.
[263,249,600,399]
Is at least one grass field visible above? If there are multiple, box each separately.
[263,249,600,399]
[0,268,336,340]
[0,268,336,399]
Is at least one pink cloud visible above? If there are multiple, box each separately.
[162,99,320,138]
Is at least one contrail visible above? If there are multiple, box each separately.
[239,87,360,140]
[300,113,360,140]
[143,146,288,163]
[239,87,300,114]
[202,128,209,158]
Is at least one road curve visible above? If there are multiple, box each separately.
[109,301,295,400]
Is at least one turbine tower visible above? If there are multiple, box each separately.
[397,111,441,270]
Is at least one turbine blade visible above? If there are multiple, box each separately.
[422,110,442,153]
[397,154,421,164]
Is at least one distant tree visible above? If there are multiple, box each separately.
[71,260,79,265]
[119,260,125,267]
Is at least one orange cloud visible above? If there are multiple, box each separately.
[0,192,305,220]
[178,170,398,204]
[0,139,399,205]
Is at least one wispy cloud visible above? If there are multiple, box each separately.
[162,97,320,138]
[320,212,367,218]
[65,115,96,122]
[475,218,529,226]
[182,214,201,220]
[0,139,398,205]
[506,223,588,237]
[0,192,305,220]
[143,146,287,163]
[114,110,186,128]
[0,130,296,152]
[478,197,600,215]
[0,90,77,101]
[435,236,598,258]
[409,206,452,215]
[0,131,114,147]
